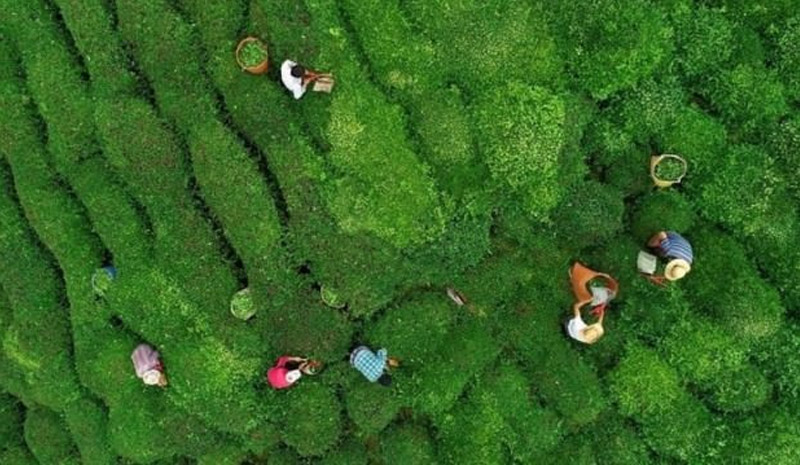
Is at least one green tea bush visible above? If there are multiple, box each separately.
[699,144,796,243]
[436,393,506,465]
[0,393,23,450]
[610,344,683,419]
[342,371,402,436]
[545,0,673,99]
[730,404,800,464]
[0,445,37,465]
[552,180,625,250]
[473,82,567,220]
[707,64,788,134]
[404,0,563,93]
[591,414,653,465]
[318,440,368,465]
[673,6,735,80]
[64,398,115,465]
[657,105,728,183]
[630,190,695,243]
[24,406,80,464]
[380,424,438,465]
[710,366,771,413]
[276,382,341,457]
[776,16,800,100]
[684,229,785,345]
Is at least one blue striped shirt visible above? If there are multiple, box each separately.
[661,231,694,264]
[350,346,387,382]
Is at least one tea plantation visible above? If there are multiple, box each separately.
[1,0,799,463]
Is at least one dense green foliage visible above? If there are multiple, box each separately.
[0,0,798,463]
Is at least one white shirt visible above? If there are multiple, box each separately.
[590,286,613,306]
[281,60,307,100]
[567,316,590,343]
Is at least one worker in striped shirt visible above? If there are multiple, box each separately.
[648,230,694,282]
[349,346,399,387]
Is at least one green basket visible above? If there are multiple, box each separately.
[230,288,256,320]
[320,285,346,309]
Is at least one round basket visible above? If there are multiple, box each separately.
[320,285,346,309]
[650,154,687,188]
[235,37,269,75]
[230,287,256,320]
[91,266,117,297]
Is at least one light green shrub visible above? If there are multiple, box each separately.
[673,6,735,79]
[473,82,566,220]
[545,0,673,98]
[707,64,788,133]
[0,393,23,450]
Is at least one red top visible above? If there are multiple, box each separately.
[267,356,295,389]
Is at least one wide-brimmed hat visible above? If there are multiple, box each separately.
[286,370,302,384]
[665,259,691,281]
[142,369,162,386]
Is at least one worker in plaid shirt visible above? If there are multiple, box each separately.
[349,345,398,387]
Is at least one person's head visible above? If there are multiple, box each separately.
[665,259,691,281]
[590,286,614,306]
[290,65,306,78]
[286,369,302,385]
[143,369,167,387]
[581,325,604,344]
[377,373,392,387]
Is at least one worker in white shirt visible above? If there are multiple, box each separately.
[566,285,614,345]
[280,60,309,100]
[280,59,335,99]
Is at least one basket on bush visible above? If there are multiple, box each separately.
[230,287,256,320]
[91,266,117,297]
[320,285,346,309]
[235,37,269,75]
[650,154,687,188]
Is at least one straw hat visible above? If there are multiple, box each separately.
[142,369,162,386]
[286,370,302,384]
[582,325,604,344]
[665,259,691,281]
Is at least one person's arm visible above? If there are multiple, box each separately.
[572,301,584,319]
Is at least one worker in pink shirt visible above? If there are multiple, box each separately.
[131,343,168,387]
[266,355,320,389]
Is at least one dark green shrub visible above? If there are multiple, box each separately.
[277,383,342,457]
[24,406,80,464]
[0,393,23,450]
[436,394,506,465]
[380,424,438,465]
[342,373,402,436]
[318,440,368,465]
[707,64,788,133]
[368,293,454,365]
[684,229,785,345]
[472,82,567,220]
[730,404,800,464]
[673,6,735,79]
[409,319,498,416]
[552,180,625,250]
[657,105,728,183]
[662,318,747,384]
[592,414,653,465]
[64,398,115,465]
[0,445,38,465]
[776,16,800,100]
[710,366,771,413]
[640,395,714,462]
[630,190,695,243]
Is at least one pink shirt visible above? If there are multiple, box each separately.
[131,344,163,378]
[267,356,295,389]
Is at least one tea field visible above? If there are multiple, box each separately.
[1,0,800,463]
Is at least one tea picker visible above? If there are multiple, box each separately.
[350,345,399,387]
[131,343,168,387]
[638,230,693,285]
[280,60,334,100]
[566,263,619,344]
[267,355,321,390]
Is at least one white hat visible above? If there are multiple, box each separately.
[665,259,691,281]
[286,370,302,384]
[142,369,162,386]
